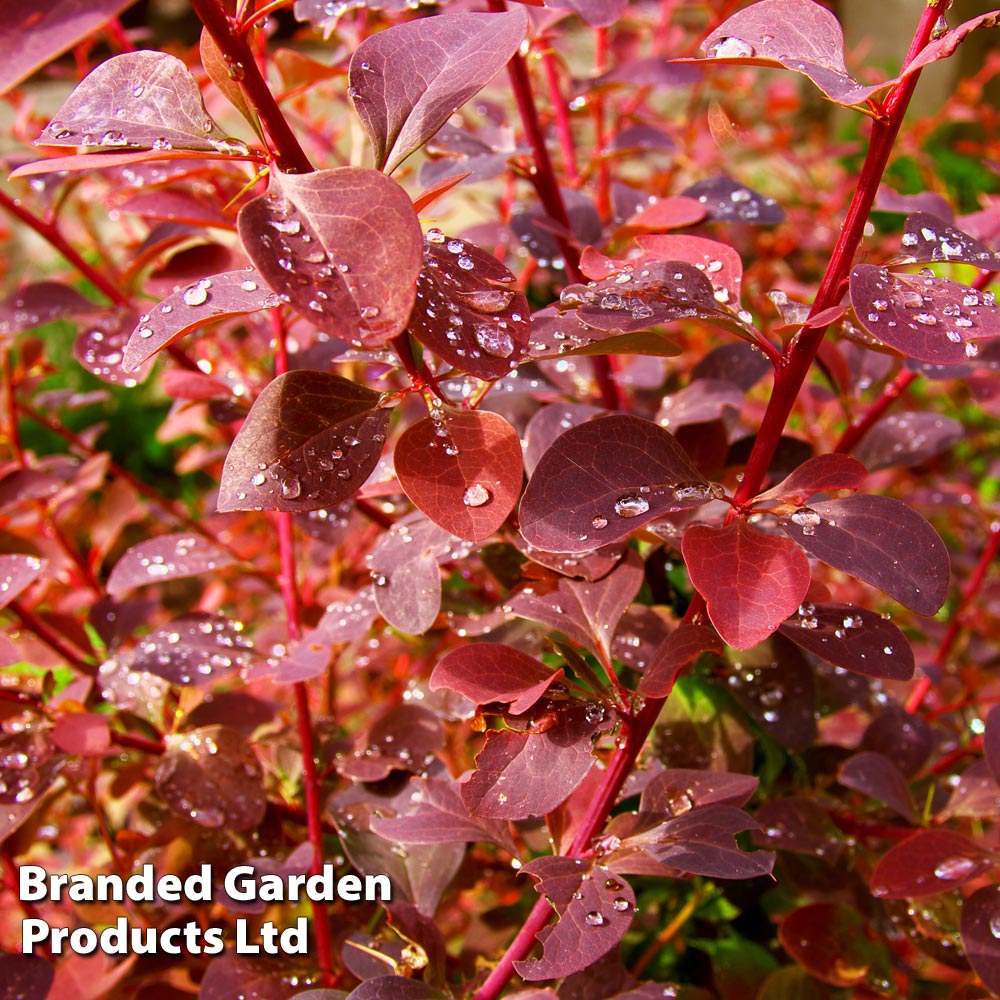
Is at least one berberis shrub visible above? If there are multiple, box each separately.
[2,0,1000,996]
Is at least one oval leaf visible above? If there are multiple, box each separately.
[854,412,963,472]
[395,408,523,542]
[755,454,868,506]
[38,51,232,152]
[0,554,46,611]
[107,532,237,596]
[961,885,1000,995]
[683,521,811,650]
[350,9,529,173]
[218,371,389,513]
[899,212,1000,269]
[237,167,423,347]
[778,494,949,616]
[131,614,256,686]
[520,414,710,552]
[637,624,724,697]
[870,829,989,899]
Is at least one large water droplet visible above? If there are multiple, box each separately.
[183,284,208,306]
[614,495,650,518]
[474,325,514,358]
[708,36,756,58]
[933,856,977,881]
[585,911,606,927]
[463,484,491,507]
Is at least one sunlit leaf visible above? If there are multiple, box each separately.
[0,554,46,611]
[637,624,723,697]
[898,212,1000,269]
[870,829,988,898]
[130,614,256,687]
[106,532,237,596]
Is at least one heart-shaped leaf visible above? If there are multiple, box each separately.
[123,269,279,371]
[778,495,950,615]
[514,858,635,981]
[350,9,528,173]
[38,51,234,153]
[106,533,237,597]
[395,408,523,542]
[520,414,711,552]
[683,521,811,650]
[218,371,389,513]
[407,231,530,378]
[779,602,914,680]
[850,264,1000,365]
[237,167,423,347]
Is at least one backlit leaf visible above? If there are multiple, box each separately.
[519,414,711,553]
[0,554,46,610]
[106,532,237,596]
[779,602,914,680]
[683,521,811,650]
[554,0,628,28]
[218,371,389,513]
[961,885,1000,995]
[237,167,423,347]
[75,311,152,386]
[637,624,723,697]
[656,379,744,431]
[850,264,1000,365]
[870,829,988,899]
[407,232,529,379]
[754,454,868,506]
[130,614,256,686]
[51,713,110,757]
[37,51,234,153]
[514,858,635,981]
[430,643,563,715]
[395,408,523,542]
[123,269,279,371]
[350,9,529,173]
[0,282,102,341]
[839,751,916,822]
[778,495,949,616]
[155,725,266,830]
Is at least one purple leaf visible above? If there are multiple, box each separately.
[514,858,635,981]
[0,731,56,805]
[346,977,446,1000]
[640,804,774,879]
[961,885,1000,995]
[778,495,950,616]
[122,269,279,371]
[870,829,989,899]
[694,0,887,108]
[640,769,758,817]
[314,589,379,644]
[237,167,423,348]
[155,725,266,830]
[430,643,564,715]
[199,955,293,1000]
[850,264,1000,365]
[527,305,682,362]
[0,554,46,610]
[839,751,916,822]
[898,11,1000,78]
[394,408,523,542]
[683,521,811,650]
[38,51,234,153]
[779,602,915,680]
[511,189,602,265]
[293,0,424,37]
[130,614,256,686]
[854,412,963,472]
[349,9,529,173]
[519,414,711,553]
[524,403,605,475]
[752,797,843,859]
[0,281,102,340]
[1,0,137,95]
[106,532,237,596]
[369,514,454,636]
[338,704,444,781]
[637,624,723,698]
[679,176,784,225]
[507,549,645,661]
[899,212,1000,269]
[0,953,54,1000]
[218,371,389,513]
[407,232,530,379]
[862,707,933,777]
[656,379,744,431]
[461,706,606,819]
[551,0,628,28]
[754,453,868,506]
[74,311,152,386]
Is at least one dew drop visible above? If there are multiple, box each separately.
[585,911,606,927]
[463,484,491,507]
[708,36,755,58]
[183,285,209,306]
[457,255,475,271]
[241,279,258,292]
[612,897,630,912]
[933,856,977,881]
[474,325,515,358]
[614,495,650,518]
[281,476,302,499]
[591,515,608,529]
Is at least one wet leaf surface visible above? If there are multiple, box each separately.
[106,532,237,596]
[961,885,1000,994]
[838,751,916,822]
[678,176,785,225]
[218,371,389,513]
[0,281,102,341]
[755,454,868,506]
[898,212,1000,269]
[870,829,988,898]
[853,412,964,472]
[0,554,46,610]
[350,9,528,173]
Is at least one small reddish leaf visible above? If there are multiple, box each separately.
[430,644,563,715]
[679,176,784,225]
[395,408,522,542]
[0,554,46,610]
[683,521,811,650]
[520,414,710,553]
[779,602,914,680]
[637,624,723,697]
[839,751,916,822]
[755,454,868,506]
[618,196,707,234]
[854,412,963,472]
[130,614,256,686]
[656,379,743,431]
[0,282,102,340]
[637,233,745,305]
[123,269,278,371]
[218,371,388,513]
[51,713,110,757]
[350,9,528,173]
[779,903,892,988]
[899,212,1000,269]
[515,858,635,981]
[38,51,234,153]
[74,312,152,386]
[461,706,605,819]
[961,885,1000,995]
[155,725,265,830]
[527,306,682,361]
[899,12,1000,78]
[407,232,530,379]
[779,495,950,616]
[641,770,758,817]
[870,829,988,899]
[0,732,56,805]
[753,798,843,859]
[0,953,54,1000]
[106,532,237,596]
[850,264,1000,365]
[237,167,423,347]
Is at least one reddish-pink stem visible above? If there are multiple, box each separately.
[538,43,580,186]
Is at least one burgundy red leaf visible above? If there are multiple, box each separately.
[870,829,989,899]
[961,885,1000,995]
[106,532,237,596]
[637,624,723,697]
